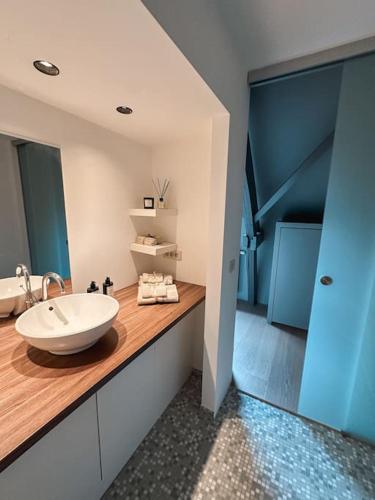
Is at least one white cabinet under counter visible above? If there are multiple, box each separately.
[0,396,102,500]
[97,308,195,492]
[0,281,205,499]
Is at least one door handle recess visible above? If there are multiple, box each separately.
[320,275,333,286]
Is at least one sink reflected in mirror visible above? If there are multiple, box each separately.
[16,293,119,355]
[0,276,42,318]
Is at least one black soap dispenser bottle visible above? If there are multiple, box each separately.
[103,277,114,296]
[87,281,99,293]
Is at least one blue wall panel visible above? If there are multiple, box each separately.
[347,276,375,443]
[249,66,342,304]
[343,56,375,443]
[18,143,71,279]
[299,54,375,437]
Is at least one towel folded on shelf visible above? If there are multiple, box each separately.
[137,288,157,305]
[135,235,159,246]
[140,283,153,298]
[140,272,173,285]
[153,284,167,297]
[135,235,145,245]
[137,284,179,305]
[137,271,177,305]
[156,284,179,303]
[140,283,167,298]
[143,236,157,246]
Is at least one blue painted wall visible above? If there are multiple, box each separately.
[249,66,342,304]
[347,274,375,443]
[299,54,375,440]
[18,143,71,279]
[342,55,375,443]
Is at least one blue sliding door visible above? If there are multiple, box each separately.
[18,143,71,279]
[298,54,375,440]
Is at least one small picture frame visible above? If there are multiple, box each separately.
[143,197,154,209]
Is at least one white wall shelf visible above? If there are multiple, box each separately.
[129,208,177,217]
[130,242,177,256]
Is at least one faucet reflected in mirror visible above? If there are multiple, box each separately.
[16,263,39,308]
[0,262,66,318]
[14,264,65,310]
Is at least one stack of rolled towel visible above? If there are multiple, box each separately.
[135,235,159,246]
[137,272,179,305]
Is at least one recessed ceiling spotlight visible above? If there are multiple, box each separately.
[33,60,60,76]
[116,106,133,115]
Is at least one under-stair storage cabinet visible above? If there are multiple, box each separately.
[0,396,102,500]
[267,222,322,330]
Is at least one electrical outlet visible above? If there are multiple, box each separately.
[174,250,182,261]
[163,250,182,261]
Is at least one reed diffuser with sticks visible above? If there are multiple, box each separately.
[153,178,170,209]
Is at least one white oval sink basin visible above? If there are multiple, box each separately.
[0,276,43,318]
[15,293,119,355]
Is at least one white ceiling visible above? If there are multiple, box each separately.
[217,0,375,70]
[2,0,374,146]
[0,0,224,145]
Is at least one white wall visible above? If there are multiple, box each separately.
[0,84,152,292]
[0,1,225,147]
[0,134,31,277]
[216,0,375,70]
[192,301,206,371]
[150,125,212,286]
[142,0,375,414]
[143,0,249,413]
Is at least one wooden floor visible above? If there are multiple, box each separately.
[233,301,307,413]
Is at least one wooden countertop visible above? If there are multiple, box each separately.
[0,281,205,472]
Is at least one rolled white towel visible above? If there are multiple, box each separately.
[144,236,157,246]
[139,274,151,285]
[153,272,164,282]
[136,235,146,244]
[141,272,164,284]
[163,274,173,285]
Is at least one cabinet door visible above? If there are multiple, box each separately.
[97,346,159,491]
[268,222,322,329]
[0,396,102,500]
[154,310,193,414]
[97,311,195,492]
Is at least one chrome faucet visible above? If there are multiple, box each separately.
[42,272,66,301]
[16,263,38,308]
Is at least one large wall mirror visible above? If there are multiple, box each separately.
[0,132,71,280]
